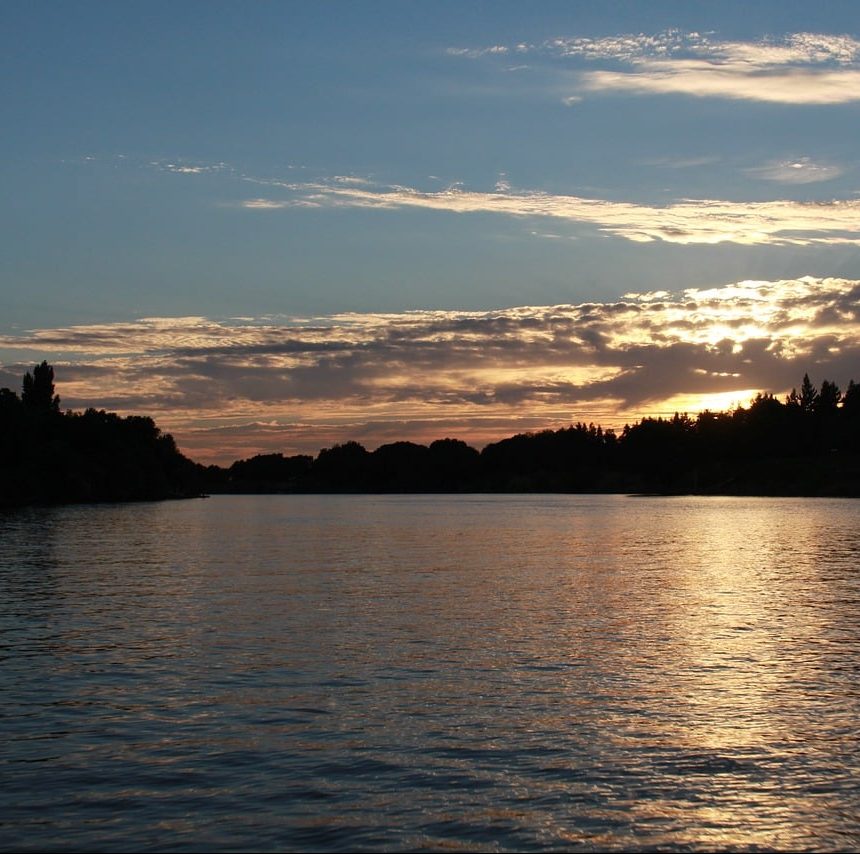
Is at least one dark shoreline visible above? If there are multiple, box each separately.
[4,365,860,508]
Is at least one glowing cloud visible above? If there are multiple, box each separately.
[450,30,860,104]
[244,179,860,246]
[1,277,858,463]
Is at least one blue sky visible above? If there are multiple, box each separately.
[2,2,860,460]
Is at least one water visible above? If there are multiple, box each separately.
[1,494,859,852]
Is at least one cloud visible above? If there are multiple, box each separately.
[1,277,858,463]
[152,159,231,175]
[446,45,509,59]
[546,31,860,68]
[746,157,845,184]
[93,152,860,248]
[241,197,322,209]
[450,30,860,104]
[243,178,860,246]
[579,65,860,105]
[641,156,721,169]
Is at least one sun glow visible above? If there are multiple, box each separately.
[656,389,764,416]
[2,276,857,462]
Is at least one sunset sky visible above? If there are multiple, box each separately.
[2,1,860,462]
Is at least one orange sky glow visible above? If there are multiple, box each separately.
[1,275,857,464]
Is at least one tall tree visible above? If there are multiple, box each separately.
[799,373,819,414]
[842,379,860,416]
[21,361,60,413]
[815,379,842,414]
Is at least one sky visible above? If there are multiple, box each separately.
[2,1,860,462]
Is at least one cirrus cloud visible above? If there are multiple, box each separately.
[746,157,845,184]
[241,178,860,247]
[450,30,860,105]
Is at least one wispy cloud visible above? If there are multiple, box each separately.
[241,178,860,246]
[2,277,858,462]
[241,197,323,209]
[746,157,845,184]
[641,155,722,169]
[449,30,860,104]
[542,30,860,66]
[151,159,231,175]
[446,45,510,59]
[579,65,860,105]
[81,154,860,247]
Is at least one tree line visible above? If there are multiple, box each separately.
[0,362,203,507]
[211,371,860,496]
[2,363,859,507]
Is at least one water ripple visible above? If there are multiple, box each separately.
[1,495,859,851]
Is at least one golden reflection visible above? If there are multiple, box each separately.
[586,499,845,848]
[481,496,856,849]
[3,495,857,849]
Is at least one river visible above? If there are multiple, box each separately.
[1,495,858,851]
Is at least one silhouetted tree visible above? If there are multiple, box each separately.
[428,438,480,490]
[21,361,60,413]
[816,379,842,414]
[843,379,860,417]
[799,373,819,413]
[5,364,860,504]
[370,441,430,490]
[0,387,21,413]
[312,441,370,490]
[0,363,202,507]
[228,453,312,491]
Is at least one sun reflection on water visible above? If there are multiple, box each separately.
[1,495,858,851]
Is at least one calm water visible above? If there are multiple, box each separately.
[2,494,859,852]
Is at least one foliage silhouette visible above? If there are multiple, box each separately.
[218,371,860,497]
[3,363,860,505]
[21,361,60,413]
[0,364,203,507]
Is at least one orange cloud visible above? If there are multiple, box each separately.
[1,276,858,463]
